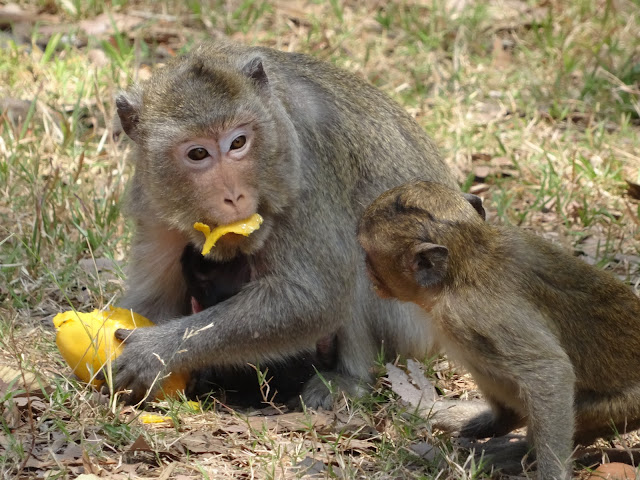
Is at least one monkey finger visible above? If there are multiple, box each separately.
[99,382,110,395]
[114,328,134,342]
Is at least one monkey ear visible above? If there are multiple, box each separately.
[410,243,449,288]
[115,88,143,143]
[463,193,486,220]
[242,57,270,91]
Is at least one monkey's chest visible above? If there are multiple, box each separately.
[434,319,526,416]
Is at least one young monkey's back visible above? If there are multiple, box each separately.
[358,180,640,479]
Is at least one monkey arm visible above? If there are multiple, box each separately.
[516,340,575,479]
[112,235,352,403]
[464,307,575,480]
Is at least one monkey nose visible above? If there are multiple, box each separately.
[224,192,246,209]
[219,191,253,221]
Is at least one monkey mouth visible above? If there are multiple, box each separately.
[191,297,203,314]
[213,232,246,247]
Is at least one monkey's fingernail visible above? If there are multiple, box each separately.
[114,328,133,341]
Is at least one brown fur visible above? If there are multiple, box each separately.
[358,180,640,480]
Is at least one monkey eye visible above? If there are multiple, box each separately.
[187,147,209,161]
[230,135,246,150]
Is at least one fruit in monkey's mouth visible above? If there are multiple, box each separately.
[53,307,187,399]
[194,213,264,255]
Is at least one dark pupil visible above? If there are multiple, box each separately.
[230,136,246,149]
[188,148,208,160]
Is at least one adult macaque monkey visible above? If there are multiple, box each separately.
[357,180,640,480]
[112,40,457,406]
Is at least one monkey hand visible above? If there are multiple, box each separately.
[106,327,177,404]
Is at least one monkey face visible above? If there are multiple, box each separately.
[116,51,304,259]
[173,129,259,224]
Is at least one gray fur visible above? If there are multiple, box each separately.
[114,39,456,405]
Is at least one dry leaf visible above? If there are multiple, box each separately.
[385,362,437,411]
[128,434,153,453]
[409,441,438,462]
[179,433,229,455]
[586,462,638,480]
[82,450,102,475]
[245,410,333,433]
[127,434,180,464]
[1,400,22,429]
[406,359,438,403]
[295,456,326,475]
[0,365,41,396]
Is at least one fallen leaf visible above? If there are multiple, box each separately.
[1,399,22,429]
[82,450,102,475]
[128,435,153,453]
[586,462,638,480]
[406,359,438,403]
[385,362,438,411]
[245,410,333,433]
[126,434,180,465]
[58,442,83,461]
[178,432,230,455]
[333,410,378,438]
[295,456,326,475]
[409,441,438,462]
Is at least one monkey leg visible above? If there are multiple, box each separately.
[520,365,575,480]
[429,398,526,439]
[574,388,640,446]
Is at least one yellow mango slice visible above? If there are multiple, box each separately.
[194,213,263,255]
[139,412,173,425]
[53,307,187,399]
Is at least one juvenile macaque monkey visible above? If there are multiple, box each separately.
[357,180,640,480]
[112,40,455,406]
[180,244,336,405]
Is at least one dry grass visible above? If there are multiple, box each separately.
[1,0,640,478]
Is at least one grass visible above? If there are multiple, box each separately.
[1,0,640,478]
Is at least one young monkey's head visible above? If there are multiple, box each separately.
[357,181,486,303]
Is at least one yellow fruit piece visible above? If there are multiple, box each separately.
[53,307,187,399]
[194,213,264,255]
[139,412,173,425]
[185,400,201,412]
